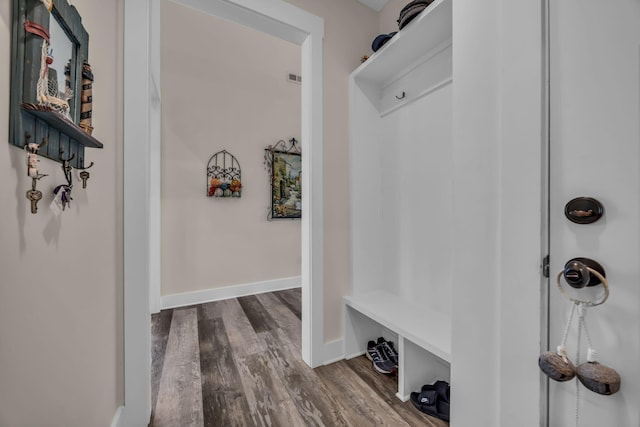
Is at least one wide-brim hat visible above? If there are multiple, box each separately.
[371,31,398,52]
[398,0,436,29]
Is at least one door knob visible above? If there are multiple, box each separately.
[562,257,606,288]
[563,260,591,288]
[557,257,609,306]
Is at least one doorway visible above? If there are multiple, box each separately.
[545,0,640,425]
[159,1,303,306]
[123,1,324,425]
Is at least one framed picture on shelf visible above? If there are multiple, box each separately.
[270,151,301,219]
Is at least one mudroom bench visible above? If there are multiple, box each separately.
[343,292,451,401]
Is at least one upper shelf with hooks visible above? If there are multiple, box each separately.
[353,0,452,85]
[351,0,452,116]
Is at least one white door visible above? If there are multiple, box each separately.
[548,0,640,425]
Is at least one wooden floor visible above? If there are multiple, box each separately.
[150,289,448,427]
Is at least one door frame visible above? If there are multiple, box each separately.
[123,0,324,424]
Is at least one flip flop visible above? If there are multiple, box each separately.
[410,381,450,422]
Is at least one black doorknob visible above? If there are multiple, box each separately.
[562,258,606,288]
[563,260,591,288]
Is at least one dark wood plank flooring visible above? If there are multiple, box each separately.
[150,289,448,427]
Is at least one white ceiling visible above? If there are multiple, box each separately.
[357,0,390,12]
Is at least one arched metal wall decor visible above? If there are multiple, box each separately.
[206,150,242,197]
[264,137,301,219]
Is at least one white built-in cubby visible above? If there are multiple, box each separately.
[345,0,453,402]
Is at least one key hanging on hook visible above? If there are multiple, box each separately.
[76,159,94,189]
[52,152,75,212]
[24,132,48,214]
[26,175,47,214]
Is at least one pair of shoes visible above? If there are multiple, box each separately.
[366,337,398,375]
[410,380,450,422]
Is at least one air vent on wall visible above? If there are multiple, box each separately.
[287,72,302,84]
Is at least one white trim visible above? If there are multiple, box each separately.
[124,0,324,424]
[161,277,302,310]
[110,406,124,427]
[320,339,346,365]
[148,0,162,315]
[123,0,152,426]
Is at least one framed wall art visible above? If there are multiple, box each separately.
[265,138,301,219]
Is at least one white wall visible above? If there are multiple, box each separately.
[0,1,124,426]
[451,0,543,425]
[161,0,302,296]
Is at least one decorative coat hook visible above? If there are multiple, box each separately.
[395,91,406,100]
[52,152,75,212]
[60,153,75,186]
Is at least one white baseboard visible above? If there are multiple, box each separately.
[161,276,301,309]
[321,338,345,365]
[345,350,365,360]
[110,406,124,427]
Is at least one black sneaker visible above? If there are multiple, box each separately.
[376,338,399,367]
[366,340,396,374]
[366,340,379,362]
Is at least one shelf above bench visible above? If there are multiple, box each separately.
[351,0,452,115]
[344,291,451,363]
[352,0,452,87]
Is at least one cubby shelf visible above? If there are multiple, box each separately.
[344,292,451,363]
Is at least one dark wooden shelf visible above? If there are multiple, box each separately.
[21,106,103,149]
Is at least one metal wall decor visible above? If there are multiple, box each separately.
[207,150,242,198]
[264,138,301,220]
